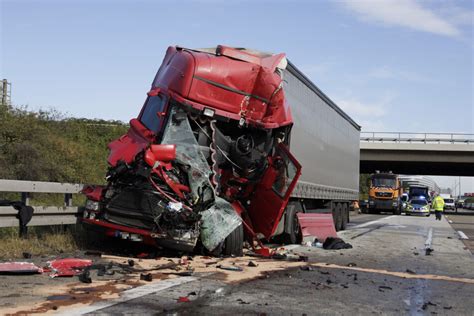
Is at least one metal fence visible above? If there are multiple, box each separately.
[0,179,84,228]
[361,132,474,144]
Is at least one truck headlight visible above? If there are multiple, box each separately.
[85,199,100,211]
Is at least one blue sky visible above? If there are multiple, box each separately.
[1,0,473,192]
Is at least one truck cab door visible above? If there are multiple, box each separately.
[246,143,301,239]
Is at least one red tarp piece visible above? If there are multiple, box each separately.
[46,258,92,277]
[297,213,338,242]
[0,262,43,274]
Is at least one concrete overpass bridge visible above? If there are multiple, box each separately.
[360,132,474,176]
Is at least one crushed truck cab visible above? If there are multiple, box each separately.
[82,46,302,255]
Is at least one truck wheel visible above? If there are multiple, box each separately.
[334,203,343,231]
[278,204,302,245]
[222,224,243,256]
[394,205,401,215]
[340,203,348,231]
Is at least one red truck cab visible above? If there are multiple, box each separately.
[82,45,301,255]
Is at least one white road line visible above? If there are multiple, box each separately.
[57,276,197,316]
[458,231,469,240]
[351,215,396,229]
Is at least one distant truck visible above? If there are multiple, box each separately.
[81,45,360,255]
[368,172,402,214]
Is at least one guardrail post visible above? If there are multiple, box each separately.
[64,193,73,207]
[21,192,30,206]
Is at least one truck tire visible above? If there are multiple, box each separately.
[282,206,302,245]
[334,203,343,231]
[222,224,243,256]
[394,205,401,215]
[340,203,348,231]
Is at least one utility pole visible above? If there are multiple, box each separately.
[1,79,12,107]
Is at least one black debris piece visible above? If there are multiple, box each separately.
[326,279,333,284]
[188,291,197,296]
[22,252,32,259]
[128,259,135,267]
[78,270,92,284]
[298,256,309,262]
[248,261,258,267]
[347,263,357,267]
[140,273,153,282]
[217,265,243,272]
[237,298,250,305]
[422,301,437,310]
[319,271,330,275]
[340,284,349,288]
[443,306,452,310]
[323,237,353,250]
[379,286,392,290]
[425,248,434,256]
[300,266,313,271]
[406,269,416,274]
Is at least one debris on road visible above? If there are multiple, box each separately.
[46,258,93,278]
[177,296,190,303]
[323,237,353,250]
[0,262,43,274]
[248,261,258,267]
[140,273,153,282]
[217,265,243,272]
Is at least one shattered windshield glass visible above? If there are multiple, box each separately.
[161,106,242,251]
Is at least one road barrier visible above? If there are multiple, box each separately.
[0,179,84,228]
[361,132,474,144]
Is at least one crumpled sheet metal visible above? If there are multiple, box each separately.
[161,107,241,251]
[297,213,337,243]
[0,262,43,274]
[46,258,92,278]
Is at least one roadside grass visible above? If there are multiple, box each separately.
[0,225,86,259]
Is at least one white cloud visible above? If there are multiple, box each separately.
[337,0,461,38]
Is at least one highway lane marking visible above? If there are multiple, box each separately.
[351,215,396,229]
[308,263,474,284]
[458,231,469,240]
[57,276,197,316]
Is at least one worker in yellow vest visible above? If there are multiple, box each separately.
[432,194,445,221]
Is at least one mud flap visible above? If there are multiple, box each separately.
[297,213,338,243]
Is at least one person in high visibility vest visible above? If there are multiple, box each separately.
[432,193,445,221]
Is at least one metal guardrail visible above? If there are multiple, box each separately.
[361,132,474,144]
[0,180,84,228]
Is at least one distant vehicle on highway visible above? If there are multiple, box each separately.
[456,199,465,209]
[405,198,430,216]
[440,194,455,210]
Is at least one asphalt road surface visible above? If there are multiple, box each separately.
[74,213,474,315]
[1,212,472,315]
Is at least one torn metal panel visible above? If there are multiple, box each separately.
[47,258,93,278]
[0,262,43,274]
[297,213,337,242]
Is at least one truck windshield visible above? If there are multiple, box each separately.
[444,199,454,203]
[372,178,396,187]
[140,94,168,133]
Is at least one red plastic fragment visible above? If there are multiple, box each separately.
[0,262,43,274]
[47,258,93,277]
[297,213,337,242]
[177,296,190,303]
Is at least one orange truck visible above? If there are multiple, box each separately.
[367,172,402,215]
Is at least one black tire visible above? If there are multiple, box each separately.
[222,224,243,256]
[340,203,348,231]
[394,205,401,215]
[334,203,343,232]
[282,206,302,245]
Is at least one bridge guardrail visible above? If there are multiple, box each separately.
[0,180,84,228]
[361,132,474,144]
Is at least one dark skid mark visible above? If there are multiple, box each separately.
[351,224,387,240]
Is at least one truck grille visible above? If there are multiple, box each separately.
[104,188,162,230]
[375,192,393,198]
